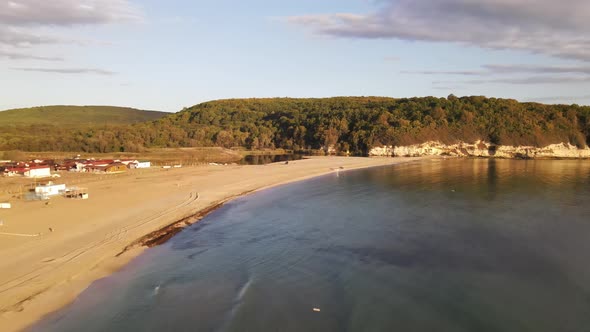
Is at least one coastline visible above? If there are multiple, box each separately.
[0,156,425,332]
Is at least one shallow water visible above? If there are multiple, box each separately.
[32,159,590,332]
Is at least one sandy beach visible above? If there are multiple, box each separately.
[0,156,423,331]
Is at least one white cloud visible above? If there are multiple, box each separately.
[0,50,63,61]
[482,64,590,75]
[526,94,590,103]
[384,56,400,62]
[403,64,590,76]
[12,67,116,75]
[0,0,141,26]
[401,70,483,76]
[288,0,590,62]
[0,0,141,49]
[0,26,63,47]
[435,76,590,85]
[404,64,590,85]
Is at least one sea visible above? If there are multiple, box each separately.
[32,158,590,332]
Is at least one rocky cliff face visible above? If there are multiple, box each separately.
[369,141,590,159]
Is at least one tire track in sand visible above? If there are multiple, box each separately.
[0,191,200,312]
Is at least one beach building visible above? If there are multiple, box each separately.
[120,159,139,166]
[55,158,151,172]
[86,162,127,173]
[83,165,102,173]
[105,162,127,173]
[35,182,66,197]
[2,166,51,178]
[2,168,18,177]
[25,166,52,178]
[55,160,82,172]
[88,159,116,167]
[74,162,87,172]
[121,159,150,169]
[0,202,11,209]
[136,161,151,168]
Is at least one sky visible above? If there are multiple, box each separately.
[1,0,590,112]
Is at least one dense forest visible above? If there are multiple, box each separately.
[1,96,589,155]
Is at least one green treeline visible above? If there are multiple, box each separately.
[1,96,590,154]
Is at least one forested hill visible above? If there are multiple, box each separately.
[1,96,590,154]
[139,96,590,153]
[0,105,166,126]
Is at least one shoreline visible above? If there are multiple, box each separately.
[0,156,426,332]
[119,158,415,253]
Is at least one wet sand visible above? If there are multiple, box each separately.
[0,156,423,331]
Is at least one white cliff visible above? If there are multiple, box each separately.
[369,141,590,159]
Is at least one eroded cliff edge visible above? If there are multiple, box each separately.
[369,141,590,159]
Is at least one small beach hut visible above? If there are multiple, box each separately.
[136,161,151,169]
[35,182,66,197]
[24,166,51,178]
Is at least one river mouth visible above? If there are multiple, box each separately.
[32,159,590,332]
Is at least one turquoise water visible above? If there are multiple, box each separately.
[32,159,590,332]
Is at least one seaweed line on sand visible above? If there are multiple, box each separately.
[116,189,256,256]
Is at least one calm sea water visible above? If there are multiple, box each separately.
[32,159,590,332]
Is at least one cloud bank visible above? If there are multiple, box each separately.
[0,0,141,47]
[0,0,142,75]
[0,0,141,66]
[0,0,140,27]
[0,50,63,61]
[527,94,590,102]
[404,64,590,85]
[404,64,590,76]
[12,67,116,75]
[288,0,590,62]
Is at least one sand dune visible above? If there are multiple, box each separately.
[0,156,423,331]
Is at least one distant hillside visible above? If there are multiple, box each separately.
[0,105,167,126]
[1,97,590,154]
[165,96,590,151]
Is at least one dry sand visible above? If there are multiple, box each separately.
[0,156,423,331]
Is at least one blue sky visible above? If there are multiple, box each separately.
[1,0,590,112]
